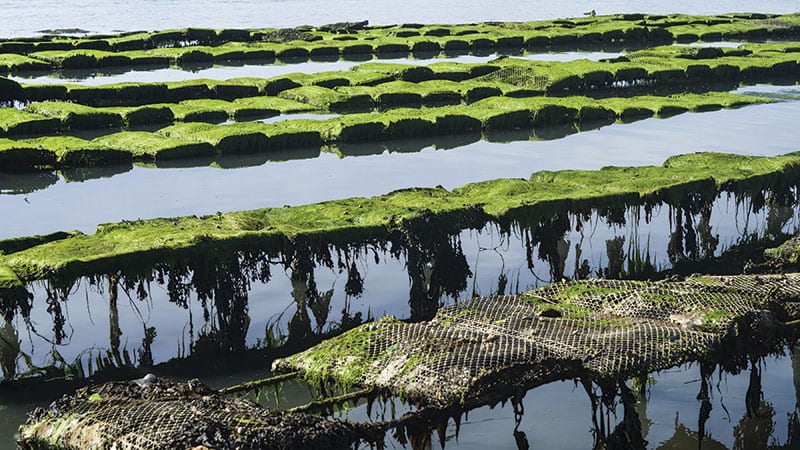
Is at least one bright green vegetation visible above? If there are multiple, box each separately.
[293,316,401,391]
[1,151,799,283]
[158,121,321,154]
[521,283,631,320]
[0,54,52,72]
[0,13,796,75]
[167,99,235,123]
[0,263,24,289]
[0,108,60,136]
[63,82,171,107]
[29,136,130,166]
[105,105,175,126]
[0,90,772,170]
[24,102,123,130]
[0,136,131,168]
[278,85,374,112]
[764,235,800,264]
[699,309,736,333]
[92,132,216,161]
[0,138,58,170]
[231,96,318,114]
[28,50,132,69]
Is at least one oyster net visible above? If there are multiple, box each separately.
[275,273,800,410]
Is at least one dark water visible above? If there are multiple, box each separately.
[2,1,800,448]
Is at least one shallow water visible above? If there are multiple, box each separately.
[2,2,800,449]
[0,0,798,38]
[0,190,795,448]
[8,50,623,86]
[2,97,798,239]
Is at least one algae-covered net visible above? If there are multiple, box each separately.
[765,233,800,266]
[18,378,376,450]
[275,273,800,410]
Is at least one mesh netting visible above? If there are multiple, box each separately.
[765,234,800,265]
[18,378,373,450]
[275,273,800,410]
[479,66,550,89]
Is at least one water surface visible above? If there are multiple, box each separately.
[2,98,798,239]
[1,0,798,38]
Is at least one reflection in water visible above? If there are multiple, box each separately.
[3,182,798,383]
[60,162,133,183]
[0,180,799,447]
[656,416,728,449]
[0,170,58,195]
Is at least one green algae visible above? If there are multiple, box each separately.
[2,13,799,77]
[64,82,170,107]
[313,113,386,142]
[278,85,374,112]
[284,316,402,392]
[168,99,233,123]
[231,96,319,115]
[0,135,134,169]
[0,231,79,256]
[0,138,57,171]
[33,136,131,166]
[106,105,175,126]
[2,151,800,283]
[764,235,800,264]
[0,90,770,167]
[0,54,52,72]
[159,122,269,154]
[92,131,215,161]
[0,108,60,136]
[29,50,132,69]
[158,120,321,154]
[24,102,123,130]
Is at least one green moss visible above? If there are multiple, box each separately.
[231,96,319,114]
[0,54,53,72]
[278,85,373,112]
[699,310,735,333]
[92,131,215,161]
[31,136,131,166]
[0,138,58,171]
[283,316,401,391]
[65,82,170,107]
[107,105,175,126]
[159,122,275,154]
[165,79,215,102]
[553,283,630,302]
[0,262,24,289]
[0,108,61,136]
[168,99,233,123]
[25,102,123,130]
[3,151,798,282]
[0,231,79,255]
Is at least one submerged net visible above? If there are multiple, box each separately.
[18,378,375,450]
[275,273,800,410]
